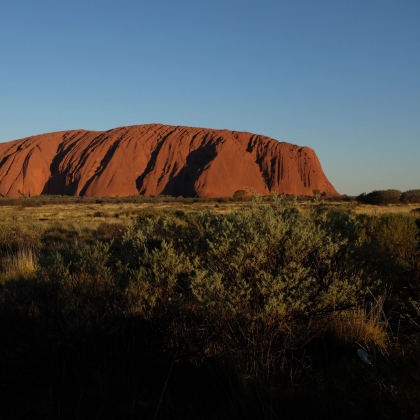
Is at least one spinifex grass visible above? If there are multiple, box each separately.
[326,303,389,349]
[0,246,37,281]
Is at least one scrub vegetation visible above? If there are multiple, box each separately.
[357,188,420,205]
[0,195,419,419]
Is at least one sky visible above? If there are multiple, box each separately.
[0,0,419,195]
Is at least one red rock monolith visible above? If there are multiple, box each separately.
[0,124,339,197]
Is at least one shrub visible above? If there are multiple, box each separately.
[357,189,402,205]
[233,189,249,198]
[359,213,420,329]
[400,189,420,204]
[0,222,43,252]
[121,195,385,377]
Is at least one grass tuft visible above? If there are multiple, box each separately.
[328,302,389,349]
[0,247,37,281]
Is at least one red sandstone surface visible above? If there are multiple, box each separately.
[0,124,339,198]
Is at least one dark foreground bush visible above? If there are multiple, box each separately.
[0,196,419,419]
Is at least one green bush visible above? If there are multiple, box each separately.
[119,195,385,378]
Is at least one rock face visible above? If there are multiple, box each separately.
[0,124,338,197]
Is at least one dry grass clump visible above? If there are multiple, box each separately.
[0,247,37,281]
[353,203,419,215]
[327,301,388,349]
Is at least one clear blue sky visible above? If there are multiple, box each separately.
[1,0,419,195]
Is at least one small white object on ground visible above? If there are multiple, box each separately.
[357,349,372,365]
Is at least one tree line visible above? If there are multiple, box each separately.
[357,188,420,205]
